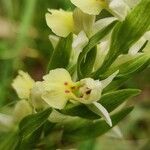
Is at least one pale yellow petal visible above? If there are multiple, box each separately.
[94,41,110,70]
[72,31,89,53]
[71,0,103,15]
[73,8,95,35]
[92,17,117,35]
[30,81,48,110]
[101,70,119,89]
[129,37,146,55]
[43,68,73,85]
[49,35,60,49]
[88,102,112,126]
[108,0,130,21]
[42,89,68,110]
[45,9,74,37]
[12,70,35,99]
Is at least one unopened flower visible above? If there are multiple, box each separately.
[12,70,35,99]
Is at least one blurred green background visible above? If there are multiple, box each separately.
[0,0,149,149]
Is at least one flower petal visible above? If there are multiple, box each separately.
[45,9,74,37]
[43,68,73,85]
[42,89,68,110]
[71,0,103,15]
[124,0,140,8]
[72,31,89,52]
[128,37,146,55]
[92,17,117,35]
[101,70,119,89]
[71,31,89,65]
[112,126,123,138]
[49,35,60,49]
[88,102,112,126]
[12,70,35,99]
[31,81,48,110]
[108,0,130,21]
[94,41,110,70]
[73,8,95,35]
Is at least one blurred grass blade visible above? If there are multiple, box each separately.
[14,0,37,56]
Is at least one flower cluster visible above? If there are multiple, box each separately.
[12,69,118,126]
[0,0,150,148]
[6,0,149,128]
[4,0,150,133]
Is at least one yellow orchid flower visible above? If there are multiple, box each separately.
[45,9,74,37]
[12,70,35,99]
[31,81,48,110]
[71,0,106,15]
[34,68,118,126]
[46,8,95,37]
[71,0,131,21]
[41,69,76,110]
[41,68,118,108]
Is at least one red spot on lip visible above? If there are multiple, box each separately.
[80,95,83,98]
[86,90,91,95]
[64,82,68,85]
[71,86,75,90]
[65,90,70,93]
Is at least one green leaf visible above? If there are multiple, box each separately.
[93,0,150,77]
[47,33,73,72]
[100,89,140,112]
[117,54,150,78]
[80,46,97,77]
[16,127,43,150]
[63,107,133,141]
[19,108,52,139]
[103,53,150,78]
[77,21,117,79]
[60,89,140,119]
